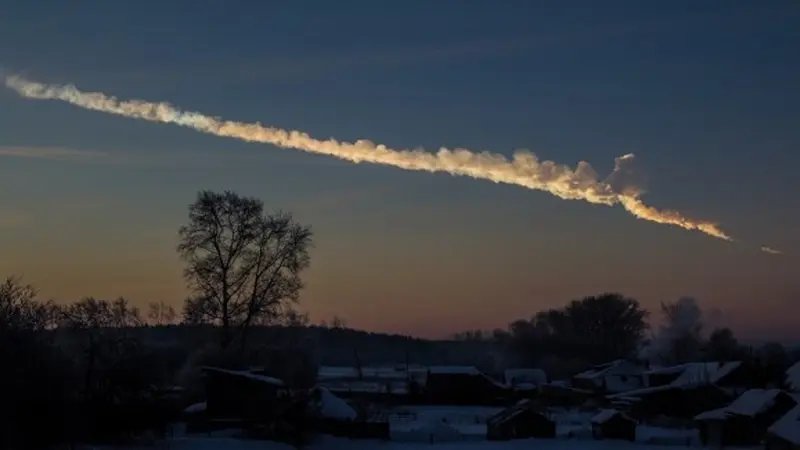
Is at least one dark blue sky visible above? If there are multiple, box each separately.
[1,1,798,338]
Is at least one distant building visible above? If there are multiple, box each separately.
[590,409,637,441]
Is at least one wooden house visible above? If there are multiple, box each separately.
[766,404,800,450]
[201,366,287,424]
[695,389,798,448]
[591,409,637,441]
[486,400,556,440]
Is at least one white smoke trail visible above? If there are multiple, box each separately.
[2,74,773,250]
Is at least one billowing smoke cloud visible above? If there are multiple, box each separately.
[1,75,774,250]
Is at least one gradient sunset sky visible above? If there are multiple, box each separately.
[1,1,798,340]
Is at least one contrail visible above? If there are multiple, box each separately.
[2,75,778,252]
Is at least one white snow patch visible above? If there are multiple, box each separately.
[184,402,207,414]
[310,387,357,420]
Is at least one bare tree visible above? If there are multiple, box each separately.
[147,300,177,326]
[178,190,313,350]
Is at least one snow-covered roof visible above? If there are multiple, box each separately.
[695,389,787,421]
[768,404,800,444]
[428,366,480,375]
[311,387,357,420]
[695,408,728,421]
[786,362,800,392]
[575,360,632,379]
[183,402,207,414]
[201,366,285,386]
[591,409,632,424]
[611,361,741,399]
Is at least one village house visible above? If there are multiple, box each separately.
[572,359,646,394]
[695,389,798,448]
[591,409,637,441]
[486,400,556,440]
[766,404,800,450]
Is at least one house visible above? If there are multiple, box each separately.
[201,366,287,423]
[695,389,798,448]
[486,400,556,440]
[766,404,800,450]
[591,409,637,441]
[609,361,747,419]
[573,359,646,394]
[423,366,510,406]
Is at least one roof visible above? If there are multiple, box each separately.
[201,366,285,386]
[575,360,639,380]
[768,404,800,444]
[786,362,800,392]
[695,389,788,421]
[610,361,741,399]
[591,409,633,424]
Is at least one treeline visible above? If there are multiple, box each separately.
[453,294,800,379]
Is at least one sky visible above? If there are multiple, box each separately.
[1,0,799,340]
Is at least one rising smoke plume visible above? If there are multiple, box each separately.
[1,75,775,250]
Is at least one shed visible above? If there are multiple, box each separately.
[591,409,637,441]
[695,389,797,448]
[486,400,556,440]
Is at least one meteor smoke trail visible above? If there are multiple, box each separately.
[2,75,774,250]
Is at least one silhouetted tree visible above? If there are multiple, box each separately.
[148,300,177,325]
[507,293,649,366]
[178,190,313,350]
[704,327,742,361]
[0,277,73,449]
